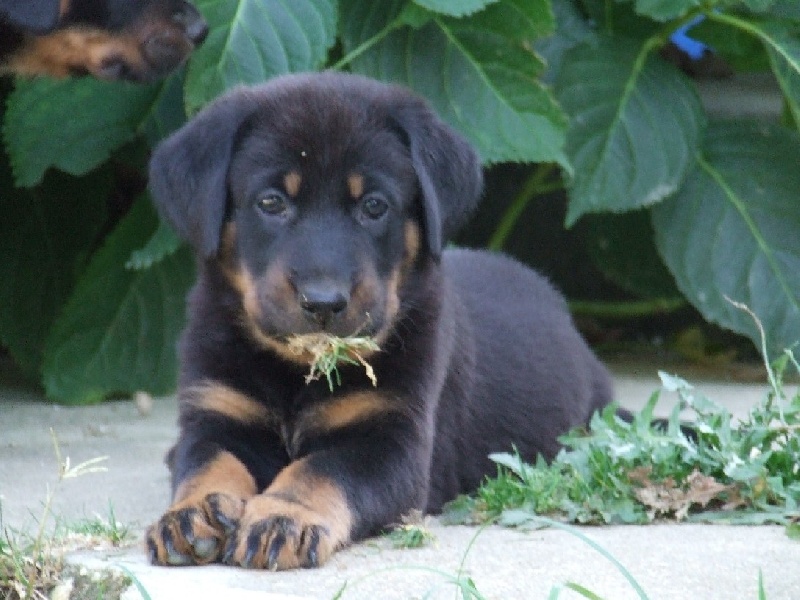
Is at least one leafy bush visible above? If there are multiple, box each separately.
[1,0,798,403]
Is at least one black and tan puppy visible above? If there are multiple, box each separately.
[0,0,207,81]
[146,72,615,570]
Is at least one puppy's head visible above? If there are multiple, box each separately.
[150,72,482,349]
[5,0,207,81]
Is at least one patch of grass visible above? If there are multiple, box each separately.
[58,504,133,549]
[50,566,132,600]
[385,510,436,549]
[444,338,800,530]
[286,333,379,391]
[0,430,111,600]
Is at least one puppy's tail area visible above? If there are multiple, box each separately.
[615,408,698,442]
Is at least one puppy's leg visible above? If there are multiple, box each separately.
[146,382,281,566]
[146,449,256,566]
[225,391,427,570]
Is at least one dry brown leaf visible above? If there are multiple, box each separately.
[630,468,736,520]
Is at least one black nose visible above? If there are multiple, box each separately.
[299,284,349,326]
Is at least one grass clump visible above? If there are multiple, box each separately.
[57,505,133,549]
[385,510,436,549]
[287,333,379,391]
[0,431,112,600]
[444,346,800,530]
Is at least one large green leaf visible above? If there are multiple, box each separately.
[555,36,705,226]
[584,210,680,300]
[42,196,195,404]
[652,122,800,354]
[751,20,800,131]
[633,0,700,22]
[413,0,498,17]
[690,18,770,72]
[770,0,800,19]
[740,0,778,12]
[2,79,161,187]
[140,70,188,145]
[0,162,110,378]
[536,0,596,82]
[340,0,568,166]
[701,15,800,126]
[184,0,337,114]
[126,218,182,270]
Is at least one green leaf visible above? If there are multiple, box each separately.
[652,121,800,355]
[536,0,596,82]
[787,520,800,540]
[140,70,188,145]
[769,0,800,19]
[584,210,681,299]
[751,20,800,132]
[340,0,569,166]
[465,0,555,40]
[126,217,182,270]
[42,196,195,404]
[184,0,337,114]
[690,18,770,72]
[740,0,778,12]
[412,0,498,18]
[2,79,161,187]
[555,36,705,226]
[0,162,110,378]
[633,0,700,22]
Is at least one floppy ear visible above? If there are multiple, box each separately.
[390,99,483,259]
[0,0,60,33]
[148,88,258,258]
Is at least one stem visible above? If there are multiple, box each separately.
[569,298,686,319]
[488,164,559,251]
[706,10,800,74]
[329,16,404,71]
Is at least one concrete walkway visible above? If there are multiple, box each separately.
[1,367,798,599]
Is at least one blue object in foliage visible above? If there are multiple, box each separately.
[669,15,708,60]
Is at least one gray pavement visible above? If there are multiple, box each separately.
[1,367,799,599]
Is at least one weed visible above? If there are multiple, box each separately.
[443,314,800,532]
[0,430,108,600]
[286,333,379,391]
[58,504,133,548]
[385,510,436,549]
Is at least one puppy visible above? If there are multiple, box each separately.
[0,0,206,81]
[146,72,615,570]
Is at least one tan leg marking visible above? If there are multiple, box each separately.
[147,451,257,566]
[227,458,353,570]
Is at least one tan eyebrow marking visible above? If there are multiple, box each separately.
[347,173,364,200]
[284,171,302,197]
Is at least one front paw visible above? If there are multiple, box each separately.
[146,492,245,566]
[223,494,342,570]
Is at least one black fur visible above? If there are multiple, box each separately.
[147,72,615,569]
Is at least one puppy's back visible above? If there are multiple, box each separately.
[439,248,612,467]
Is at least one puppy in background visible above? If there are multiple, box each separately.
[0,0,207,81]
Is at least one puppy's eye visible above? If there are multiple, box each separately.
[257,191,288,216]
[360,194,389,220]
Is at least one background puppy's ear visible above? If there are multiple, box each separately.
[149,88,258,258]
[390,99,483,259]
[0,0,60,33]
